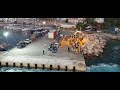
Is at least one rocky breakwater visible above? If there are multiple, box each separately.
[81,33,107,58]
[115,35,120,40]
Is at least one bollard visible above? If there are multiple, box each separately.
[73,66,75,72]
[35,64,37,69]
[13,63,16,67]
[6,62,8,67]
[0,62,1,67]
[58,65,60,71]
[65,66,68,71]
[20,63,23,68]
[27,63,30,69]
[42,64,45,70]
[50,65,52,70]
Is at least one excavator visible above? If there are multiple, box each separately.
[59,31,88,54]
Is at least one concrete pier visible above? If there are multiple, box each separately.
[0,56,86,72]
[0,26,86,72]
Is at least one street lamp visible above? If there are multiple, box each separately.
[43,21,46,25]
[3,32,9,51]
[4,32,9,37]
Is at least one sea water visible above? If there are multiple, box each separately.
[86,40,120,72]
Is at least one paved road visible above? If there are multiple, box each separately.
[0,30,31,46]
[1,33,84,61]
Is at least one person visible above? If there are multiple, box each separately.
[43,50,45,55]
[68,47,70,52]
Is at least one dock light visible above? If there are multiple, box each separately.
[43,21,46,25]
[3,32,9,37]
[3,32,9,51]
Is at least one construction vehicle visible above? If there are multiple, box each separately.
[59,31,86,54]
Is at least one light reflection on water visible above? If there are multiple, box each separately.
[0,67,71,72]
[87,63,120,72]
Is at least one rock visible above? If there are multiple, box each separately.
[94,53,99,56]
[76,32,106,57]
[94,48,99,53]
[87,49,94,54]
[99,49,103,53]
[83,50,87,54]
[101,45,105,48]
[87,45,93,50]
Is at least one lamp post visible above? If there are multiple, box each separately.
[43,21,46,25]
[3,32,9,51]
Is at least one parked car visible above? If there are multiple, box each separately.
[44,29,49,33]
[0,46,7,51]
[48,42,58,53]
[17,41,26,48]
[0,43,7,51]
[24,39,32,44]
[54,43,59,48]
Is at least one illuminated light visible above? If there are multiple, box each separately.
[43,21,46,25]
[3,32,9,37]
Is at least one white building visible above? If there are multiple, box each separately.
[94,18,104,23]
[68,18,85,24]
[0,18,17,23]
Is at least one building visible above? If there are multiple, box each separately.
[59,23,76,30]
[0,18,17,23]
[94,18,104,23]
[67,18,85,24]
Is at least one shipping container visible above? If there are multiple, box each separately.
[48,30,57,39]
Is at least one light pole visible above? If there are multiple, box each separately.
[3,32,9,51]
[43,21,46,25]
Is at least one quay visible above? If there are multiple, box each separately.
[0,55,86,72]
[0,33,86,72]
[0,21,87,72]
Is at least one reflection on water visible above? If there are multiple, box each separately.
[0,67,70,72]
[87,63,120,72]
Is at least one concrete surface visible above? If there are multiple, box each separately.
[0,30,86,71]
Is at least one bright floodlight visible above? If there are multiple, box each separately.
[43,21,46,25]
[3,32,9,37]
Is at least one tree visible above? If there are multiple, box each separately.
[85,18,94,25]
[76,22,87,30]
[101,18,120,30]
